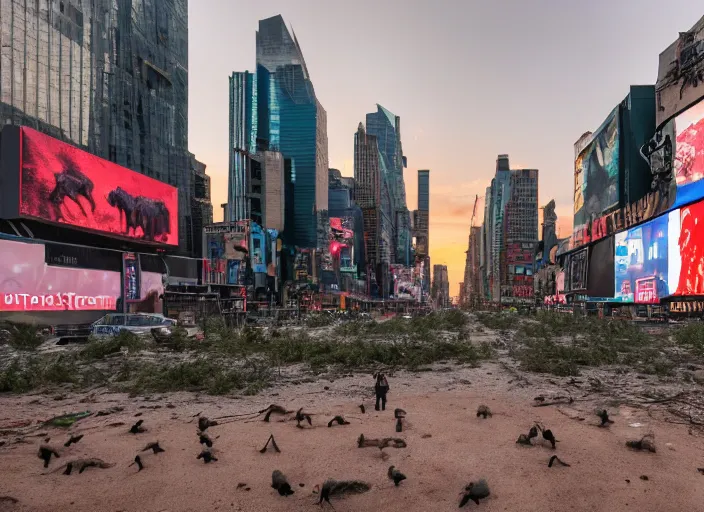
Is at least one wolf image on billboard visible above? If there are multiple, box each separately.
[19,127,178,245]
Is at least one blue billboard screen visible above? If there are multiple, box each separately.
[614,211,679,303]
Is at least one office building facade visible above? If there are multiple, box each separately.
[480,155,539,302]
[433,264,450,308]
[366,105,411,266]
[0,0,207,255]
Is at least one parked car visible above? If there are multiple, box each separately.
[91,313,176,337]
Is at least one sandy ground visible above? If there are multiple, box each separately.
[1,363,704,512]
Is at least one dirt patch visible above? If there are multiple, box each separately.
[1,364,704,511]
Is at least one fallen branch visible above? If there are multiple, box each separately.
[641,392,688,405]
[533,398,574,407]
[555,408,585,421]
[259,434,281,453]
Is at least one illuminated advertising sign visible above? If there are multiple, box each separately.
[123,253,140,302]
[672,200,704,295]
[12,127,178,245]
[673,100,704,207]
[0,239,120,311]
[330,217,354,241]
[574,107,620,239]
[614,211,679,303]
[391,265,418,301]
[669,301,704,314]
[655,16,704,127]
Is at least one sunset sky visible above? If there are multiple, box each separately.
[188,0,702,297]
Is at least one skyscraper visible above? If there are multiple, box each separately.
[414,170,430,297]
[365,105,411,266]
[481,155,539,302]
[484,156,512,300]
[228,71,258,222]
[228,15,328,248]
[354,122,388,296]
[433,264,450,308]
[503,169,539,300]
[463,226,482,307]
[0,0,206,255]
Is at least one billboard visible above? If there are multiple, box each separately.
[673,100,704,207]
[391,265,418,301]
[655,16,704,127]
[565,248,588,292]
[574,107,620,238]
[204,221,250,285]
[614,211,678,303]
[15,127,178,245]
[0,239,120,311]
[587,237,615,298]
[672,200,704,295]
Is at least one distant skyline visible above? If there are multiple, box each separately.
[188,0,703,296]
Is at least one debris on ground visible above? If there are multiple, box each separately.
[626,435,656,453]
[259,434,281,453]
[315,479,371,507]
[95,407,124,417]
[64,434,84,447]
[459,479,490,507]
[271,470,294,496]
[198,417,218,431]
[327,416,350,427]
[45,458,115,475]
[596,409,614,427]
[477,405,492,419]
[294,408,312,428]
[43,412,92,428]
[196,449,218,463]
[259,405,291,423]
[129,420,146,434]
[548,455,570,467]
[388,465,407,486]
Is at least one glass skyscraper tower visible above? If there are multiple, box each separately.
[229,15,328,248]
[365,104,411,265]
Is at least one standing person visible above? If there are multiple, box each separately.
[374,373,389,411]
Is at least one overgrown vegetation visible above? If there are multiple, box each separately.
[510,312,673,377]
[674,323,704,356]
[305,313,336,328]
[0,356,79,392]
[335,310,468,340]
[124,358,273,396]
[0,310,491,395]
[475,312,516,331]
[0,322,45,350]
[80,331,146,360]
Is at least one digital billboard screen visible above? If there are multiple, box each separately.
[18,127,178,246]
[574,107,620,237]
[0,239,120,311]
[671,200,704,295]
[614,211,679,303]
[674,100,704,207]
[392,265,418,301]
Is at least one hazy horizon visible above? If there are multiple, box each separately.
[188,0,703,296]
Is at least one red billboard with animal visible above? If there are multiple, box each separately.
[18,127,178,245]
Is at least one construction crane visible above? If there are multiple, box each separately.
[470,194,479,229]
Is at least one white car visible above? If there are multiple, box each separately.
[91,313,176,337]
